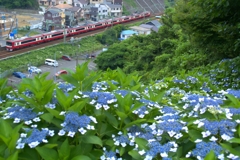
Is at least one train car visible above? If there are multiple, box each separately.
[42,29,66,42]
[6,34,44,51]
[5,12,151,51]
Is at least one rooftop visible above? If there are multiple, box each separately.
[129,26,150,31]
[121,30,138,35]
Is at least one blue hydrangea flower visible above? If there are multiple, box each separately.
[100,148,122,160]
[188,142,223,159]
[58,82,75,92]
[16,128,54,149]
[59,112,96,137]
[3,105,38,124]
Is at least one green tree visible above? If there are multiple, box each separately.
[173,0,240,59]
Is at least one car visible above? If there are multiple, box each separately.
[86,54,96,58]
[28,66,42,74]
[13,72,27,79]
[62,55,71,61]
[55,70,68,77]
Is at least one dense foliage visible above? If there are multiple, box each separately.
[95,0,240,81]
[0,0,38,9]
[0,58,240,159]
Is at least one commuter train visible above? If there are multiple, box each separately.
[5,12,151,51]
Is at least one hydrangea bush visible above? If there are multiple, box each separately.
[0,62,239,160]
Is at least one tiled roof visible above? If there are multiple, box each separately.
[54,4,72,9]
[66,6,81,12]
[107,4,122,8]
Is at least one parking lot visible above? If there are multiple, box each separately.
[8,51,101,86]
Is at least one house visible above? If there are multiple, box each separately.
[65,6,81,26]
[90,0,103,4]
[58,0,73,5]
[43,10,62,31]
[113,0,122,5]
[106,4,122,17]
[146,20,162,29]
[129,26,151,35]
[52,4,73,11]
[139,24,159,32]
[82,5,92,19]
[73,0,89,8]
[90,4,108,21]
[119,30,138,40]
[48,7,66,27]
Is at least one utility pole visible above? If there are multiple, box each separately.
[63,24,66,43]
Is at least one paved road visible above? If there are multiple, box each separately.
[8,50,102,87]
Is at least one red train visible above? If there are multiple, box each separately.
[5,12,151,51]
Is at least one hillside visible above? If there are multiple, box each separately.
[123,0,166,15]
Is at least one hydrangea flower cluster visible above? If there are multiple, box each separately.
[112,132,131,147]
[186,142,223,160]
[92,81,109,91]
[81,91,117,110]
[58,112,97,137]
[194,119,237,140]
[181,94,223,116]
[3,105,41,125]
[100,148,122,160]
[16,128,54,149]
[142,141,178,160]
[58,82,75,93]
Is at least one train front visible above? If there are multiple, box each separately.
[5,40,14,51]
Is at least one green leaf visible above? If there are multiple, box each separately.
[36,146,58,160]
[58,139,70,160]
[9,123,23,151]
[68,101,86,112]
[56,88,68,110]
[204,150,216,160]
[123,119,146,130]
[116,111,127,120]
[72,155,91,160]
[0,119,12,137]
[128,150,142,159]
[134,138,148,150]
[229,138,240,144]
[105,111,119,128]
[221,143,240,156]
[225,94,240,107]
[6,151,18,160]
[82,135,102,146]
[40,113,53,123]
[46,108,63,120]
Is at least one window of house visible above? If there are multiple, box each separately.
[47,13,51,17]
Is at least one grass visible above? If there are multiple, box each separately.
[17,30,41,38]
[123,0,138,8]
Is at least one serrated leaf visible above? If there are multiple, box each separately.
[204,150,216,160]
[229,138,240,144]
[221,143,240,156]
[6,151,18,160]
[82,136,102,146]
[36,146,58,160]
[134,138,148,150]
[71,155,91,160]
[123,119,146,130]
[129,150,142,159]
[59,139,70,160]
[40,113,53,123]
[105,111,119,128]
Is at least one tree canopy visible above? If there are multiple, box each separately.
[0,0,38,9]
[95,0,240,81]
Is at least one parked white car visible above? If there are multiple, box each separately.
[28,66,42,74]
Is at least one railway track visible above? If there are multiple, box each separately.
[0,16,154,60]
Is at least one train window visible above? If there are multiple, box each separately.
[52,32,63,37]
[6,42,12,46]
[95,24,102,27]
[113,20,117,23]
[21,38,35,44]
[76,27,85,31]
